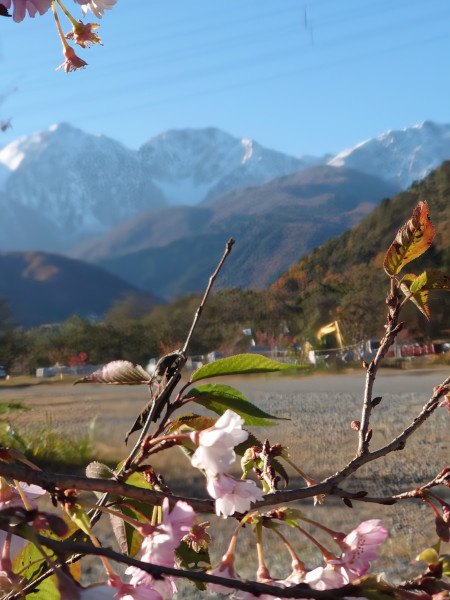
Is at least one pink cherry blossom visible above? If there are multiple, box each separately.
[113,579,164,600]
[208,559,239,594]
[303,563,349,590]
[182,521,211,552]
[232,591,281,600]
[66,21,102,48]
[1,0,52,23]
[278,569,305,586]
[302,520,387,591]
[138,498,196,562]
[73,0,117,18]
[0,480,45,511]
[125,498,196,596]
[190,410,248,477]
[438,394,450,413]
[339,519,387,578]
[0,481,47,576]
[118,587,163,600]
[56,45,88,73]
[207,474,264,517]
[125,566,176,599]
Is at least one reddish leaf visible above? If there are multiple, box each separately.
[168,414,217,434]
[74,360,152,385]
[383,201,434,276]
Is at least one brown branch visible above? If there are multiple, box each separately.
[358,318,403,455]
[6,533,367,600]
[0,462,215,513]
[324,373,450,488]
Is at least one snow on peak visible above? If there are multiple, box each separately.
[138,127,304,203]
[1,120,450,250]
[0,138,26,171]
[327,120,450,188]
[241,138,254,164]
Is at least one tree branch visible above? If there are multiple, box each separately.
[5,532,369,600]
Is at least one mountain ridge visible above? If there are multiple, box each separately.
[1,120,450,253]
[94,166,399,298]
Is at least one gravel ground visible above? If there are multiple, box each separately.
[1,367,449,594]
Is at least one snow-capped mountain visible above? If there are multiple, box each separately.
[327,121,450,188]
[139,127,314,204]
[0,120,449,253]
[0,124,309,250]
[0,123,166,247]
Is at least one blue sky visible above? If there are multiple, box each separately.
[0,0,449,156]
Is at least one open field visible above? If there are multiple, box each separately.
[0,367,449,588]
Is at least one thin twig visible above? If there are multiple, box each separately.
[182,237,234,354]
[358,316,403,455]
[123,237,235,463]
[323,374,450,487]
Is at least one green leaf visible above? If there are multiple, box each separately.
[191,354,305,382]
[118,499,153,557]
[12,537,60,599]
[13,539,51,583]
[283,507,305,524]
[124,470,155,490]
[67,504,92,536]
[105,470,156,555]
[74,360,152,385]
[175,539,211,590]
[400,273,430,320]
[12,515,83,595]
[110,511,128,555]
[410,270,450,293]
[383,200,434,276]
[184,383,286,426]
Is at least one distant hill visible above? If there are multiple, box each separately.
[94,167,398,299]
[270,162,450,342]
[0,252,161,328]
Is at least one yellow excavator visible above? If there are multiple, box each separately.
[316,320,344,349]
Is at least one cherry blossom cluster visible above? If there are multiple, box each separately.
[1,0,117,71]
[208,508,388,599]
[190,410,264,516]
[0,475,391,599]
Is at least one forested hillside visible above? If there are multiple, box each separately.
[1,165,449,374]
[270,162,450,343]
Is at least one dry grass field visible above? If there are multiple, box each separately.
[0,367,449,592]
